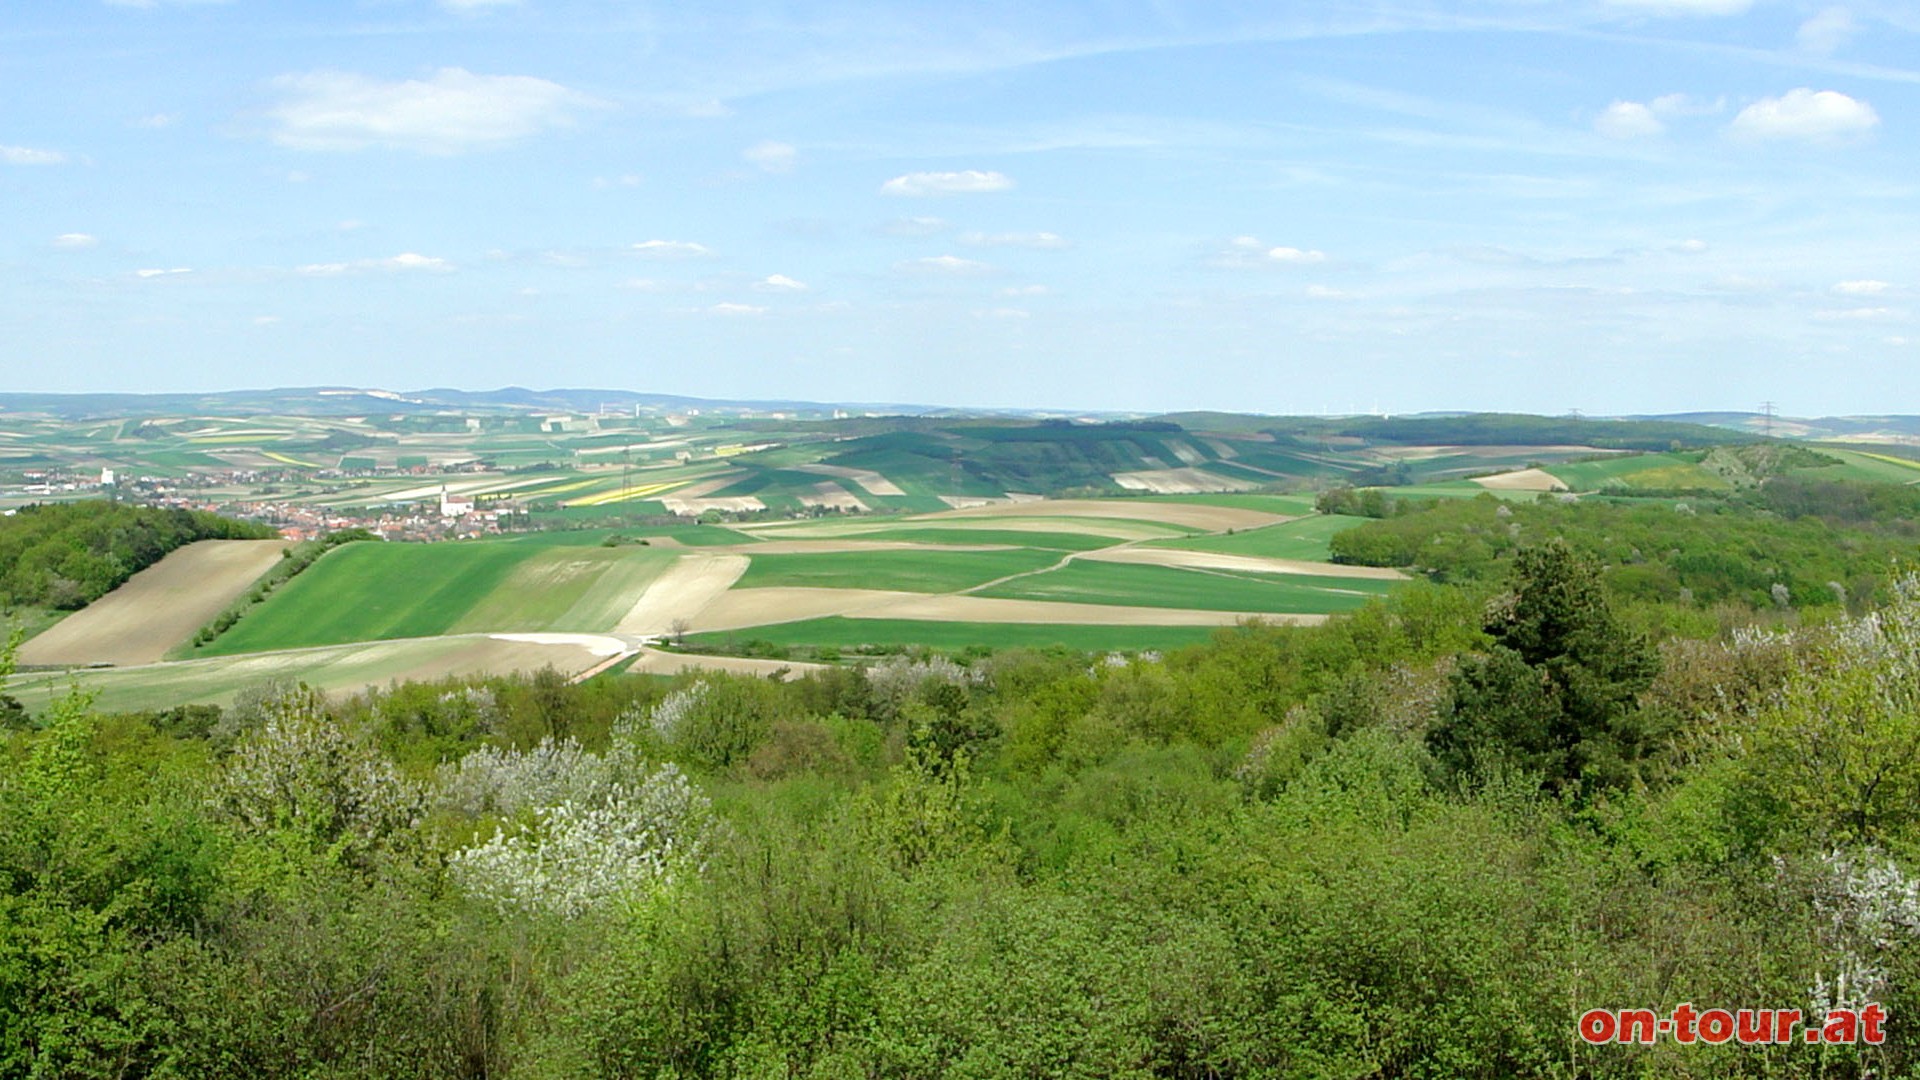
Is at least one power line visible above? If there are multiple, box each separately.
[1760,401,1777,439]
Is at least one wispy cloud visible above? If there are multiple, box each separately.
[896,254,993,274]
[756,274,808,291]
[51,233,98,250]
[297,252,454,275]
[1595,101,1664,138]
[134,267,192,278]
[265,68,600,153]
[631,240,712,258]
[1728,88,1878,142]
[1214,236,1328,268]
[2,145,67,165]
[1606,0,1752,15]
[880,170,1014,196]
[743,140,796,173]
[960,230,1068,249]
[1797,7,1856,56]
[1833,279,1891,295]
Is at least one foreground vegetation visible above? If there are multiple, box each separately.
[6,527,1920,1077]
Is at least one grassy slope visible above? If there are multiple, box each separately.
[1149,514,1368,560]
[977,560,1398,613]
[198,535,676,654]
[735,548,1064,593]
[685,617,1221,652]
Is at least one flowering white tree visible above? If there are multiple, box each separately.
[443,734,710,919]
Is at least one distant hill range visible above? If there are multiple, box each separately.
[1,387,1915,445]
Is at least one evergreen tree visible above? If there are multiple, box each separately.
[1430,538,1662,790]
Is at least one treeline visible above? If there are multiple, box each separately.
[0,501,276,609]
[6,541,1920,1075]
[1327,488,1908,612]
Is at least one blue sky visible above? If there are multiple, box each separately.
[4,0,1918,415]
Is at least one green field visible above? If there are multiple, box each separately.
[1143,492,1320,515]
[682,617,1221,653]
[976,560,1398,613]
[1150,514,1368,560]
[198,538,674,655]
[1796,448,1920,485]
[735,548,1063,593]
[1546,453,1726,492]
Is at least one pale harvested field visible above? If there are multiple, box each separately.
[615,554,751,636]
[1164,440,1209,466]
[624,648,830,681]
[1199,437,1240,459]
[1082,548,1411,581]
[6,634,614,715]
[735,516,1186,542]
[938,495,1004,509]
[714,540,1016,555]
[694,588,920,631]
[798,481,868,511]
[662,495,766,515]
[1372,444,1625,461]
[19,539,289,667]
[689,586,1311,630]
[927,498,1288,532]
[1111,467,1260,494]
[792,463,906,496]
[872,595,1322,626]
[1470,467,1570,492]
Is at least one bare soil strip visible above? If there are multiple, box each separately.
[710,540,1017,555]
[923,498,1289,532]
[662,495,766,514]
[624,648,830,681]
[688,586,1314,630]
[692,588,920,631]
[19,539,289,667]
[1111,468,1261,494]
[791,463,907,496]
[1082,548,1410,580]
[1470,467,1569,492]
[614,554,751,636]
[798,481,868,512]
[869,595,1322,626]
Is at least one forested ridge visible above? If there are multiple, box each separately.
[6,530,1920,1076]
[0,501,276,609]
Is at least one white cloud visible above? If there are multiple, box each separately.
[1797,7,1856,55]
[1650,93,1722,117]
[743,141,796,174]
[1815,306,1902,321]
[879,170,1014,196]
[1834,279,1891,295]
[134,267,192,278]
[1729,88,1878,142]
[707,302,766,316]
[1267,246,1327,264]
[631,240,711,258]
[883,216,949,237]
[756,274,808,291]
[297,252,454,275]
[960,230,1068,249]
[266,68,599,153]
[1595,101,1665,139]
[1607,0,1752,15]
[2,145,66,165]
[52,233,98,250]
[897,254,992,274]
